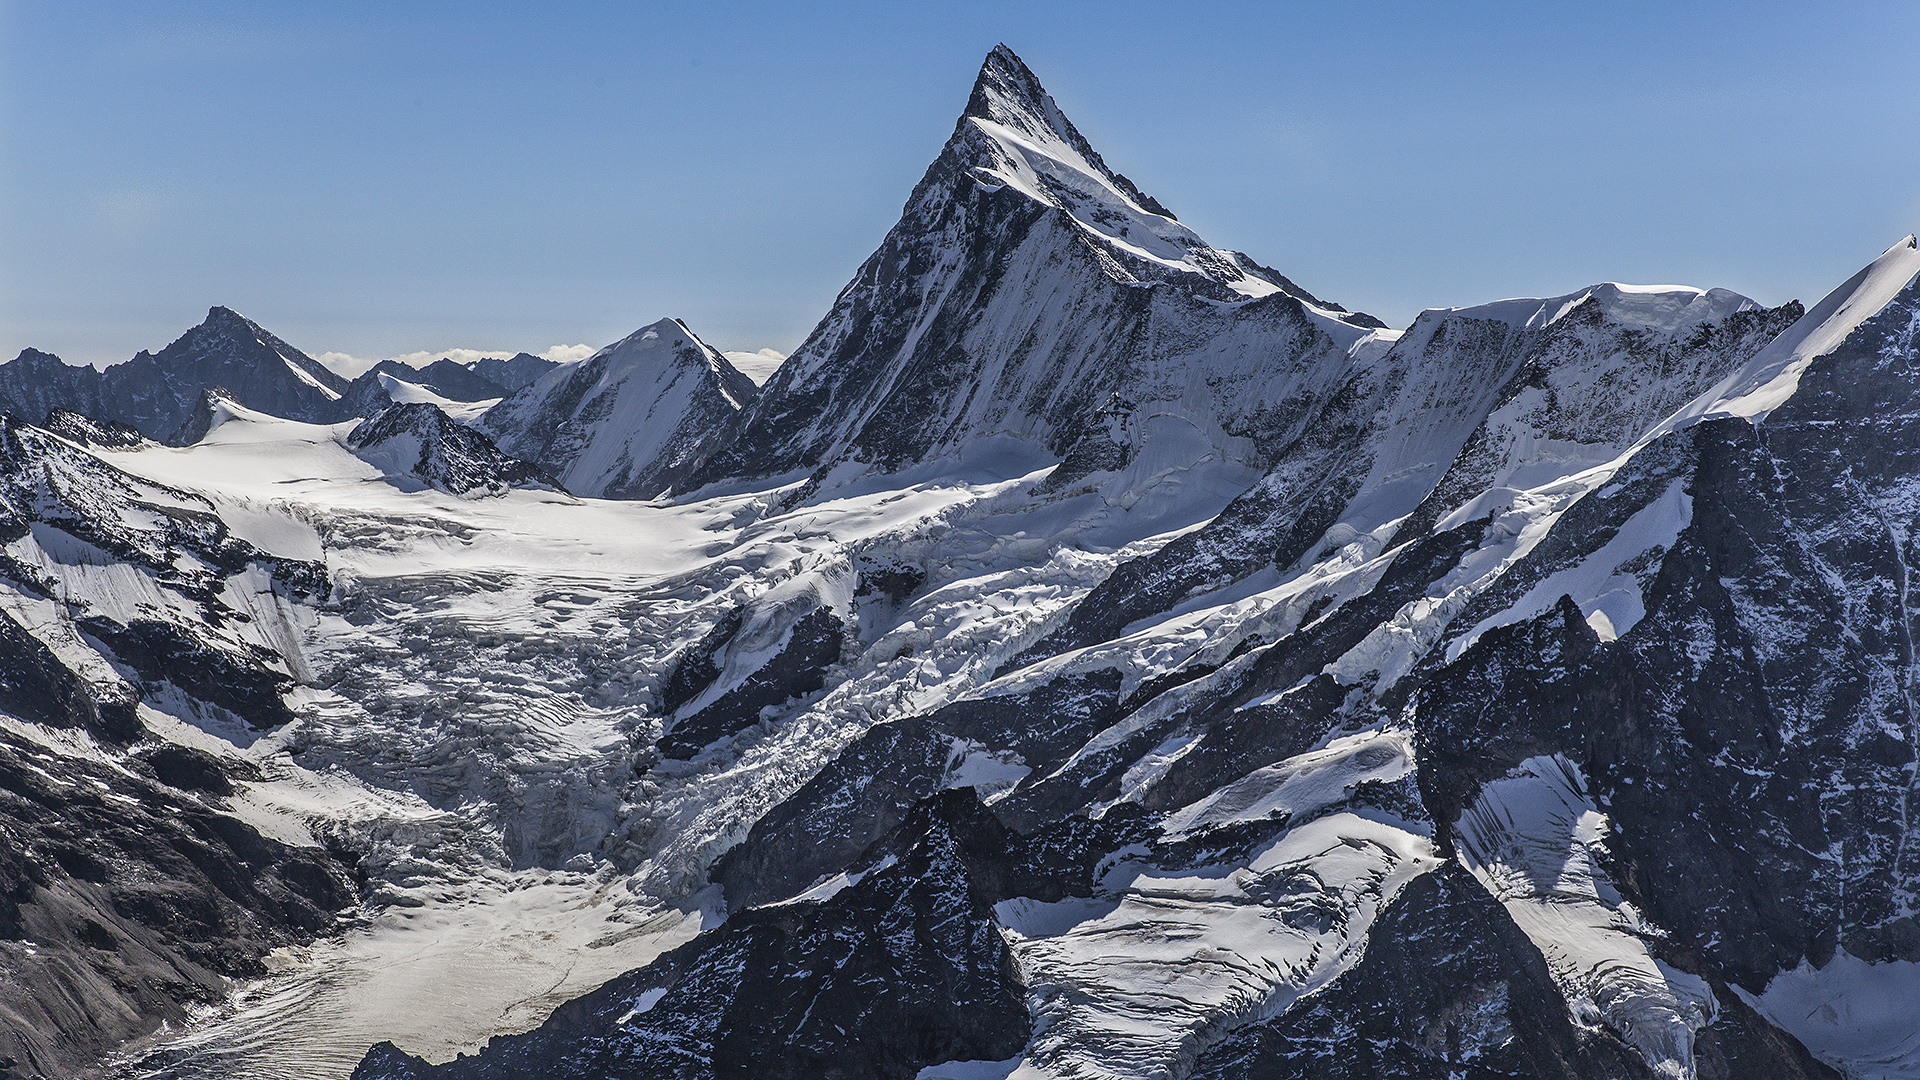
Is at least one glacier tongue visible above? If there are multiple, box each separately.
[1457,755,1716,1080]
[999,812,1439,1080]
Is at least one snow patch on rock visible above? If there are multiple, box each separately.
[1457,755,1716,1079]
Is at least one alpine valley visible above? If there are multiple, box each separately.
[3,45,1917,1080]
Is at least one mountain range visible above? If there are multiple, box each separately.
[0,43,1915,1080]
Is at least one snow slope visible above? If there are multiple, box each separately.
[480,318,756,499]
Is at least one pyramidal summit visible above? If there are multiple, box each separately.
[0,45,1915,1080]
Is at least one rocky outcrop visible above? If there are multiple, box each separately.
[348,402,566,497]
[353,790,1032,1080]
[464,352,557,392]
[0,724,358,1080]
[0,349,106,426]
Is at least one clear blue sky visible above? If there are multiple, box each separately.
[4,1,1918,368]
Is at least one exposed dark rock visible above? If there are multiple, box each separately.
[1191,863,1658,1080]
[1013,294,1803,670]
[0,723,358,1079]
[329,361,420,422]
[79,615,298,729]
[0,349,105,428]
[409,359,510,401]
[0,606,140,742]
[0,308,349,443]
[347,402,567,497]
[712,667,1122,911]
[658,606,844,760]
[465,352,558,392]
[354,790,1031,1080]
[40,408,147,450]
[141,744,241,796]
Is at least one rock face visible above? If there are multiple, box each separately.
[353,791,1033,1080]
[657,600,845,760]
[0,349,108,427]
[479,319,757,499]
[348,403,566,497]
[0,412,355,1079]
[1189,863,1660,1080]
[464,351,558,392]
[0,307,350,442]
[404,359,510,402]
[0,723,358,1080]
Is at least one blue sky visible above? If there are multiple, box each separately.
[4,1,1918,368]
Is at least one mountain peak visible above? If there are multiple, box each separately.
[964,44,1051,126]
[959,45,1174,221]
[173,305,275,353]
[478,317,757,499]
[938,46,1382,320]
[9,347,65,368]
[201,305,256,333]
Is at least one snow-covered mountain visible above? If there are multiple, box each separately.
[478,318,757,500]
[689,45,1390,491]
[0,313,537,448]
[1,43,1917,1080]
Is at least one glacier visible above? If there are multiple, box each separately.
[0,43,1911,1080]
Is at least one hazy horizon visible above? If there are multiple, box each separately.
[5,1,1918,369]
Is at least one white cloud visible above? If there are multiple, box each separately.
[315,345,596,379]
[540,344,597,364]
[722,348,789,387]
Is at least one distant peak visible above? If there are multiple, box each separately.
[601,317,696,357]
[192,305,270,342]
